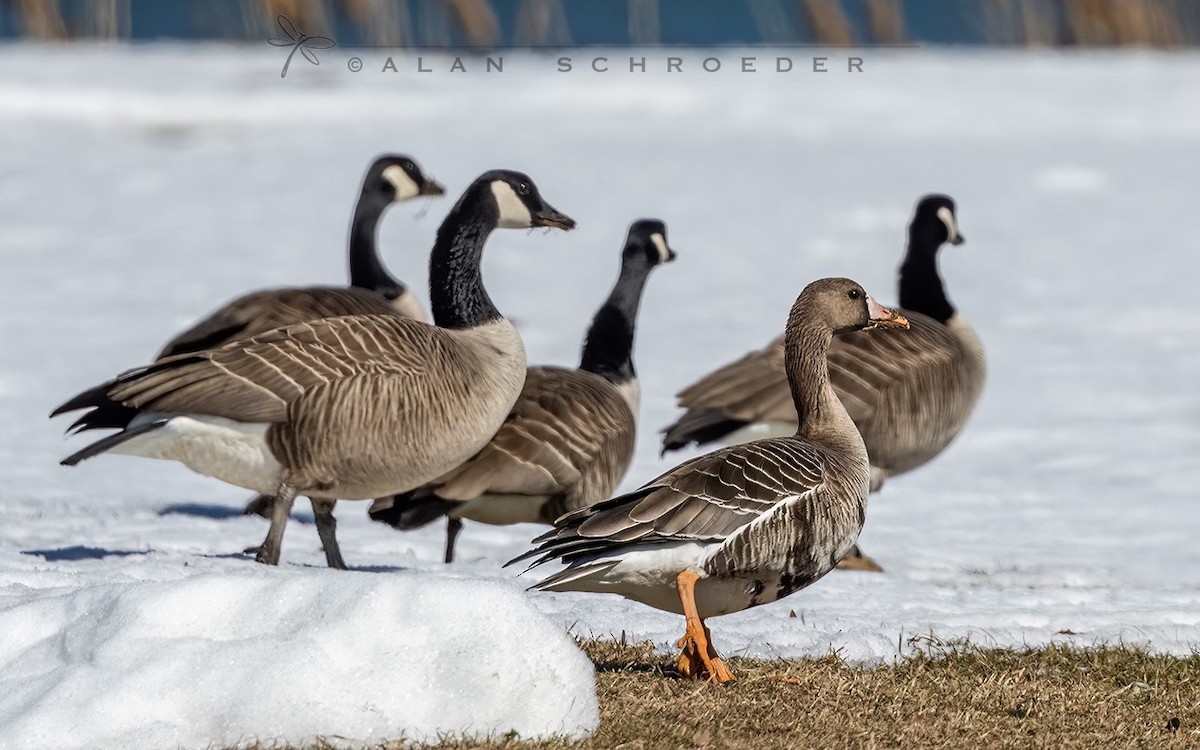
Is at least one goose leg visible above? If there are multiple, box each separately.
[255,484,296,566]
[444,517,463,564]
[241,495,278,556]
[311,498,347,570]
[836,544,884,572]
[674,570,736,683]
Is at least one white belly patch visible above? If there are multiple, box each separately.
[111,414,283,495]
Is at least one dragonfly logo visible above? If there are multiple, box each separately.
[267,15,336,78]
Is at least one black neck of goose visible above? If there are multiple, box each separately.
[898,233,954,323]
[348,196,401,292]
[427,191,500,329]
[783,305,838,438]
[579,258,650,384]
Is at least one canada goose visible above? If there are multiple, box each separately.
[369,219,677,563]
[660,195,983,570]
[156,154,444,360]
[512,278,909,683]
[52,170,575,568]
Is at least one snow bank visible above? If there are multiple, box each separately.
[0,571,598,749]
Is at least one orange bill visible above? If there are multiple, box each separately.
[866,297,910,330]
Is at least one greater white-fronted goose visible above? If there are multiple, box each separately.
[512,278,908,683]
[52,170,575,568]
[156,154,443,359]
[369,219,676,562]
[660,195,984,570]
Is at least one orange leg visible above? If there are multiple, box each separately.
[674,570,737,683]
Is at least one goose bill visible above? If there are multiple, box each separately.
[421,178,446,197]
[532,205,577,231]
[865,297,910,330]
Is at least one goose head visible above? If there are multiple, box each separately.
[800,277,909,335]
[368,154,446,203]
[910,194,964,248]
[473,170,576,231]
[623,219,677,269]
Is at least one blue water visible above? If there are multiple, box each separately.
[0,0,1048,46]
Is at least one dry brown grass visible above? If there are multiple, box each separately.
[246,638,1200,750]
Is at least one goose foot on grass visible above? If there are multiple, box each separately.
[674,571,737,684]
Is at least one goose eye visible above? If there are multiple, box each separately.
[516,181,531,196]
[848,289,861,300]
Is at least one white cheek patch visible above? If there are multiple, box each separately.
[649,233,670,263]
[490,181,533,229]
[382,164,421,201]
[936,206,960,243]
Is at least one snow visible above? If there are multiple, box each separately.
[0,571,598,749]
[1,43,1199,746]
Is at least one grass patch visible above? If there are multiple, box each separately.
[253,639,1200,750]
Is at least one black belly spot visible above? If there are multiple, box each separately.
[777,565,819,599]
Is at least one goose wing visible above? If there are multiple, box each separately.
[663,313,968,451]
[57,314,435,425]
[826,310,962,425]
[674,335,791,422]
[514,437,826,569]
[157,287,398,359]
[430,367,636,500]
[661,336,792,449]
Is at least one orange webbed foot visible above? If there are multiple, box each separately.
[707,656,736,684]
[673,571,737,683]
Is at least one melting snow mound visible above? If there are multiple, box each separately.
[0,570,599,749]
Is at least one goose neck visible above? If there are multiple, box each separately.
[898,239,953,324]
[783,309,847,441]
[428,194,500,329]
[785,325,832,435]
[348,198,398,291]
[579,260,650,384]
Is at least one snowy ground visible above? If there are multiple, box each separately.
[1,44,1199,747]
